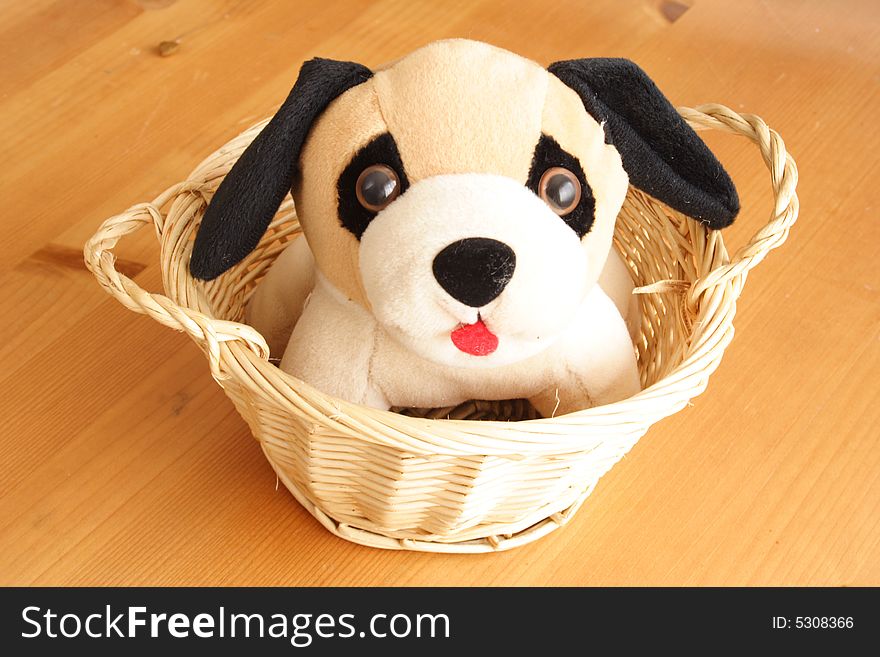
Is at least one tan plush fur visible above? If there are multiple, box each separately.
[598,249,641,340]
[294,84,385,306]
[248,40,642,414]
[371,40,547,182]
[244,234,314,357]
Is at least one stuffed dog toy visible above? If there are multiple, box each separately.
[190,40,738,416]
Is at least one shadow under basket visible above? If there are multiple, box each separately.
[85,105,798,553]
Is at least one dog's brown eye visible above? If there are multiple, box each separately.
[355,164,400,212]
[539,167,581,215]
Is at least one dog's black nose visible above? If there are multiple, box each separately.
[432,238,516,307]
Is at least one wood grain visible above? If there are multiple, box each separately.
[0,0,877,586]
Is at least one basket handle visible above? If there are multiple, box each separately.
[83,183,270,380]
[678,104,799,299]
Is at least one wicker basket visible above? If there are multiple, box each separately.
[85,105,798,553]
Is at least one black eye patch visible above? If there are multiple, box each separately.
[337,133,409,239]
[526,134,596,237]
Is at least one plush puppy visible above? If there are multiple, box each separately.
[190,40,738,416]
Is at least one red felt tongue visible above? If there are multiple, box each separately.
[450,319,498,356]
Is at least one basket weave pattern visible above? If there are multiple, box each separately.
[85,105,798,552]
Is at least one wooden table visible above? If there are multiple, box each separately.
[1,0,877,586]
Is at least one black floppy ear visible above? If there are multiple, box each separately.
[190,58,373,280]
[549,58,739,228]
